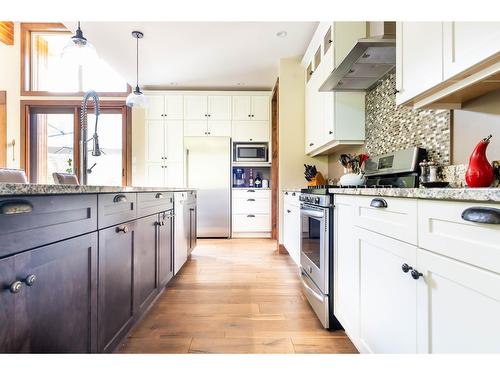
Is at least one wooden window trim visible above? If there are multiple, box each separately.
[0,22,14,45]
[20,99,131,186]
[20,23,131,97]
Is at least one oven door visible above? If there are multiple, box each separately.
[300,269,329,328]
[300,203,329,294]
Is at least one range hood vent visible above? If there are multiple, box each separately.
[319,22,396,92]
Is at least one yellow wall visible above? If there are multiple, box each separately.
[278,57,327,243]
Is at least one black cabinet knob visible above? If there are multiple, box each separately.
[401,263,413,273]
[116,226,129,234]
[411,270,423,280]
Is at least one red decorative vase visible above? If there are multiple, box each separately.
[465,135,494,188]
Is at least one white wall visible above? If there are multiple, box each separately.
[278,57,327,244]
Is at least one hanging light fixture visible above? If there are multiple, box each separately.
[61,21,98,64]
[126,31,148,108]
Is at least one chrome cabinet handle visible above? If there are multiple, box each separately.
[0,200,33,215]
[24,274,37,286]
[116,225,129,233]
[113,194,127,203]
[9,281,22,294]
[461,207,500,224]
[155,192,164,199]
[370,198,387,208]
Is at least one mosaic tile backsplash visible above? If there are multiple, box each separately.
[365,73,451,165]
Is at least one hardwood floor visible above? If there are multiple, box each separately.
[118,239,357,354]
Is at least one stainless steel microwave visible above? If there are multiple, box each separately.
[234,143,268,162]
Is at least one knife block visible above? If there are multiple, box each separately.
[307,172,326,186]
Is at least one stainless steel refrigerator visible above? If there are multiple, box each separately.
[184,137,231,238]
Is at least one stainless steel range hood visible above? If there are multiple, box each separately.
[319,22,396,92]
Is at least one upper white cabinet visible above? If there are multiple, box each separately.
[208,96,232,120]
[232,121,269,142]
[396,22,444,106]
[232,95,270,121]
[184,95,208,120]
[146,95,183,120]
[443,22,500,80]
[184,95,232,137]
[302,22,366,156]
[396,22,500,108]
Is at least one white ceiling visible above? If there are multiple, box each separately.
[65,22,318,90]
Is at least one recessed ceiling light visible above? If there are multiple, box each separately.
[169,82,178,86]
[236,82,246,86]
[276,30,287,38]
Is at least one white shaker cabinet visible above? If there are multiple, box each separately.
[146,95,183,120]
[184,95,231,136]
[395,22,444,105]
[184,95,208,120]
[232,95,269,121]
[443,22,500,80]
[283,191,301,267]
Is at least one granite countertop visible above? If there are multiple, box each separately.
[330,187,500,203]
[0,183,196,196]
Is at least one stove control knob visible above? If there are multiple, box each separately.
[315,197,320,204]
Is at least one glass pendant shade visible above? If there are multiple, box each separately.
[126,86,148,108]
[61,22,98,65]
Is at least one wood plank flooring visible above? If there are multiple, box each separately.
[118,239,357,354]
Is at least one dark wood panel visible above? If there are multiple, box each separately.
[0,255,16,352]
[136,192,173,219]
[0,194,98,258]
[98,221,137,352]
[14,233,97,353]
[97,192,136,229]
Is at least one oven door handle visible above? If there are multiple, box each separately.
[300,209,325,219]
[300,273,324,303]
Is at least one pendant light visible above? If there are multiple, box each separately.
[126,31,148,108]
[61,21,98,65]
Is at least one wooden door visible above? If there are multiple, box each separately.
[98,221,136,352]
[0,255,16,352]
[158,211,174,288]
[145,120,165,164]
[135,215,159,315]
[208,95,231,120]
[15,233,98,353]
[232,96,252,120]
[251,96,270,121]
[416,249,500,353]
[164,95,183,120]
[356,227,417,353]
[184,95,208,120]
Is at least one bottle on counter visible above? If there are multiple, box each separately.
[248,168,254,187]
[255,173,262,188]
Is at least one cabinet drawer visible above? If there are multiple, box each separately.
[98,193,137,229]
[233,198,270,214]
[0,194,98,258]
[418,200,500,273]
[137,192,173,218]
[354,196,418,245]
[283,191,300,206]
[232,214,270,232]
[233,189,270,199]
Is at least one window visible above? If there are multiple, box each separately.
[21,23,129,95]
[21,101,130,186]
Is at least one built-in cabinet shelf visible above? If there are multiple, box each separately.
[143,91,271,188]
[302,22,366,156]
[396,22,500,109]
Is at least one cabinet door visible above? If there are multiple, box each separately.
[334,196,358,340]
[207,120,231,137]
[396,22,443,105]
[416,249,500,353]
[135,215,159,315]
[184,120,208,137]
[145,120,165,164]
[208,95,231,120]
[188,204,197,253]
[443,22,500,80]
[165,120,184,163]
[0,256,16,353]
[356,227,417,353]
[232,121,269,142]
[283,203,300,266]
[98,221,136,353]
[164,95,183,120]
[158,211,174,288]
[15,233,98,353]
[251,96,270,121]
[174,196,188,275]
[145,95,165,120]
[184,95,208,120]
[146,164,165,187]
[165,163,184,188]
[232,96,252,120]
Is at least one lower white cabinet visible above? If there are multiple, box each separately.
[232,189,271,238]
[356,227,418,354]
[282,191,300,267]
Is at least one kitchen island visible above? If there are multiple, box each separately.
[0,184,196,353]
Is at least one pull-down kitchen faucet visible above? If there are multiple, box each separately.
[80,90,101,185]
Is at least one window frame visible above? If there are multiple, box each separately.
[20,99,132,186]
[20,23,131,97]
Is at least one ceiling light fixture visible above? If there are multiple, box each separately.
[276,30,288,38]
[126,31,148,108]
[61,21,98,64]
